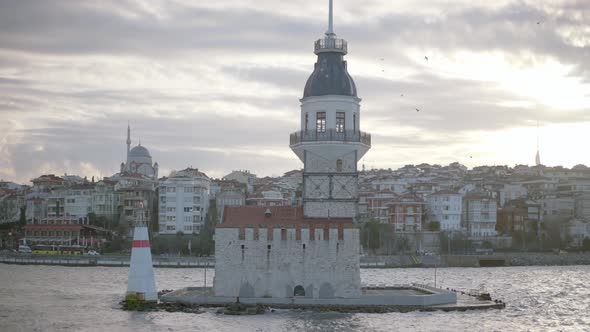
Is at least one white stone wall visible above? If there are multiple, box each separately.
[305,150,356,173]
[300,96,361,132]
[304,201,356,218]
[214,227,361,299]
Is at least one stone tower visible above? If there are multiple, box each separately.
[290,0,371,221]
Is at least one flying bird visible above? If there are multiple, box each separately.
[400,94,404,97]
[415,108,420,112]
[424,56,429,61]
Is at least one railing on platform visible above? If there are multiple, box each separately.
[290,129,371,145]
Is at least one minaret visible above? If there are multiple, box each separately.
[535,121,541,166]
[126,122,132,160]
[290,0,371,221]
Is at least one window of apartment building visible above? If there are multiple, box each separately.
[353,113,356,132]
[305,112,309,131]
[184,225,192,232]
[184,186,193,193]
[193,215,201,222]
[167,187,176,193]
[160,186,166,192]
[316,112,326,133]
[184,207,193,212]
[336,112,345,133]
[160,196,166,203]
[336,159,343,172]
[166,225,175,231]
[166,207,175,212]
[184,216,192,222]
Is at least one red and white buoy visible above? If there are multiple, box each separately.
[126,202,157,301]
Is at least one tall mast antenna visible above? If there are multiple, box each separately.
[327,0,335,36]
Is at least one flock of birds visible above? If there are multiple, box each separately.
[379,53,480,160]
[379,55,429,113]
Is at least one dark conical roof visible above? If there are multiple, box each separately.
[303,52,357,98]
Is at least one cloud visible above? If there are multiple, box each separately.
[0,0,589,183]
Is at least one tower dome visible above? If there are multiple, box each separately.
[303,53,357,98]
[303,1,357,99]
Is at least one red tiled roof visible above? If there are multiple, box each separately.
[219,206,353,228]
[25,225,83,231]
[430,190,460,196]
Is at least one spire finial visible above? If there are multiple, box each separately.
[326,0,335,37]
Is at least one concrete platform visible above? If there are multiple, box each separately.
[158,283,505,312]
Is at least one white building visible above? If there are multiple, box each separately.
[158,168,210,235]
[214,2,366,300]
[462,192,497,237]
[575,193,590,221]
[91,180,119,222]
[46,185,94,221]
[426,190,462,231]
[223,170,256,193]
[561,218,590,248]
[497,184,528,207]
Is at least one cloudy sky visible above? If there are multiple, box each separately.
[0,0,589,183]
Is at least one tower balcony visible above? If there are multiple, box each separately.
[290,129,371,146]
[314,37,347,55]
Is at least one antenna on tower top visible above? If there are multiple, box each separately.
[326,0,335,37]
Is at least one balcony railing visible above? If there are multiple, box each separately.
[315,37,347,54]
[290,129,371,146]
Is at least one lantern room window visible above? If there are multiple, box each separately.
[336,112,345,133]
[316,112,326,133]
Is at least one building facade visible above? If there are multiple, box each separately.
[426,190,462,231]
[462,192,497,237]
[158,168,210,235]
[387,195,425,232]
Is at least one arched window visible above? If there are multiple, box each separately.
[294,285,305,297]
[353,113,357,133]
[305,112,309,131]
[336,159,343,172]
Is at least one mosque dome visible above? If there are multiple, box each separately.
[129,145,151,158]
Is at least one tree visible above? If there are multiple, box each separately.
[18,207,26,227]
[360,219,381,253]
[428,221,440,232]
[88,212,97,225]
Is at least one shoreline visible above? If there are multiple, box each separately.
[1,252,590,268]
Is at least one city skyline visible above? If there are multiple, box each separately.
[1,0,589,184]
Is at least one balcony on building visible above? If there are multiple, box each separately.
[290,129,371,146]
[314,37,348,55]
